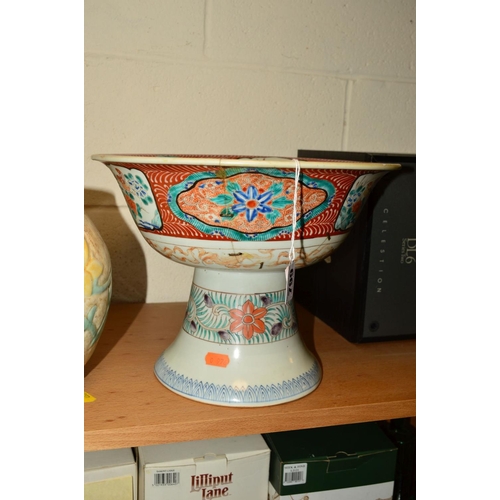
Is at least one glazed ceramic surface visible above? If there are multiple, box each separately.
[84,214,112,364]
[92,154,399,406]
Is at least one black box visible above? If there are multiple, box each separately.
[295,150,415,342]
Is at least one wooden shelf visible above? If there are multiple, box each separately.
[84,302,416,452]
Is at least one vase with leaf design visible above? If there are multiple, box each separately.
[92,154,399,406]
[84,214,112,365]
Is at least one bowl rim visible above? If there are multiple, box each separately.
[91,154,401,171]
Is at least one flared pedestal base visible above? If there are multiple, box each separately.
[154,268,322,407]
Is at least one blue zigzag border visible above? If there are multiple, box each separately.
[154,357,321,404]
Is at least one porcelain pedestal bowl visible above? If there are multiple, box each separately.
[92,154,399,407]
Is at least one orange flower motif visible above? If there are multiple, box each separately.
[352,199,362,213]
[229,300,267,340]
[125,195,138,213]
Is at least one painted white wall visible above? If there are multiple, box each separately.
[84,0,415,304]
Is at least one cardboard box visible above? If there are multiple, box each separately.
[84,447,137,500]
[137,434,270,500]
[264,423,398,499]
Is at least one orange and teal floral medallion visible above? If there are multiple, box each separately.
[168,168,336,241]
[113,167,162,230]
[335,172,385,231]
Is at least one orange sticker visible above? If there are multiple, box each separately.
[205,352,230,368]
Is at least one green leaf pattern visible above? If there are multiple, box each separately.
[183,284,298,344]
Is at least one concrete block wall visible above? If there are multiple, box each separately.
[84,0,416,304]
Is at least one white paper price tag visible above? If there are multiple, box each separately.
[283,463,307,486]
[285,261,296,303]
[285,159,300,303]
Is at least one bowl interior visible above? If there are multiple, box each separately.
[91,153,400,171]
